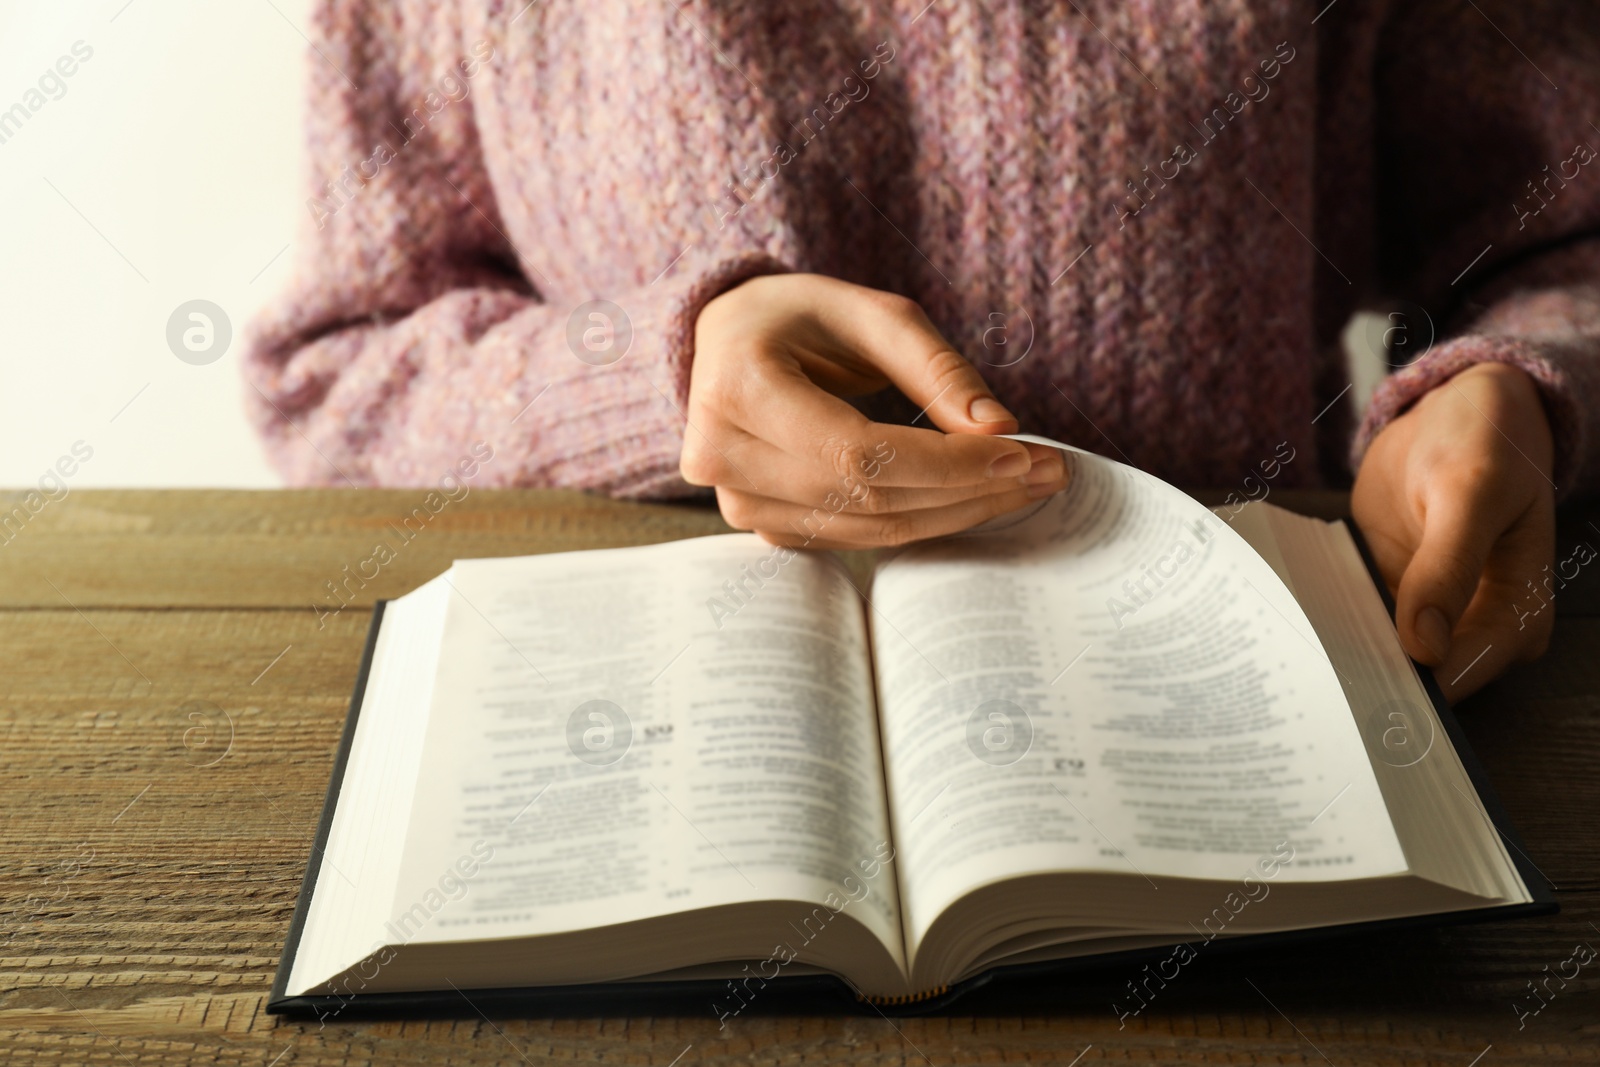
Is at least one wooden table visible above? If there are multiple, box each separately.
[2,488,1597,1066]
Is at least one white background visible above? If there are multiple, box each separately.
[0,0,309,488]
[0,0,1385,490]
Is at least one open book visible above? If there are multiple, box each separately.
[268,438,1550,1019]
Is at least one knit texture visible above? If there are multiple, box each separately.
[244,0,1600,499]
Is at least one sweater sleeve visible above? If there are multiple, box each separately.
[241,0,785,498]
[1351,0,1600,499]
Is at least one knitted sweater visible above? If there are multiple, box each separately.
[244,0,1600,499]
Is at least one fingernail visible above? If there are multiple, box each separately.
[969,397,1014,424]
[987,451,1030,479]
[1024,457,1063,486]
[1415,606,1452,662]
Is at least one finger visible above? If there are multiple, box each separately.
[1350,514,1412,603]
[717,479,1068,549]
[713,452,1065,523]
[811,284,1019,436]
[726,359,1037,488]
[1392,477,1525,666]
[697,426,1066,503]
[1430,505,1556,701]
[1434,591,1554,702]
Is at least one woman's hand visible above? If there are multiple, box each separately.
[681,273,1069,549]
[1353,361,1557,701]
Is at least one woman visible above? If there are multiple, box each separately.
[244,0,1599,699]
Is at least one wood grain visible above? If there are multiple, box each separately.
[1,490,1597,1066]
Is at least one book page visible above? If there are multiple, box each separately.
[388,535,903,971]
[284,576,451,998]
[870,441,1408,953]
[1231,503,1529,904]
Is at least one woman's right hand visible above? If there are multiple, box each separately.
[680,273,1069,549]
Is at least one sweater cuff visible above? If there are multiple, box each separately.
[660,250,793,403]
[1349,335,1584,498]
[624,250,793,499]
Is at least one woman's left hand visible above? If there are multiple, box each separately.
[1353,361,1557,701]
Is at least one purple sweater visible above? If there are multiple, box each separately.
[244,0,1600,500]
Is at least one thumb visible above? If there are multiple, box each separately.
[1393,490,1501,666]
[834,288,1019,436]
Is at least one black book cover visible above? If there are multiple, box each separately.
[267,521,1556,1020]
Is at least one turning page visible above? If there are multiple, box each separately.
[869,441,1409,963]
